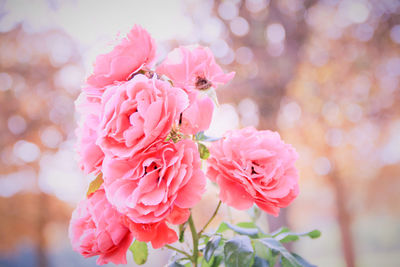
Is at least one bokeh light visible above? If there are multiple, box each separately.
[1,0,399,266]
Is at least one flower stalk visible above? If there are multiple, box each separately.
[164,244,191,259]
[188,214,199,267]
[198,201,222,237]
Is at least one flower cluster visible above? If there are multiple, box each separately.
[69,25,300,265]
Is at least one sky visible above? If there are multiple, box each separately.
[0,0,198,70]
[1,0,193,42]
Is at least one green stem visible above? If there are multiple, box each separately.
[188,214,199,267]
[198,201,222,237]
[165,244,192,259]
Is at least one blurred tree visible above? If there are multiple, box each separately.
[278,1,400,266]
[0,192,72,251]
[0,25,83,266]
[184,0,400,266]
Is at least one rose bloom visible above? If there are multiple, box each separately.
[97,74,188,159]
[75,92,104,175]
[156,45,235,95]
[69,188,133,265]
[123,206,189,249]
[87,24,156,88]
[102,139,206,224]
[180,94,214,135]
[125,220,177,249]
[157,45,232,134]
[207,127,299,216]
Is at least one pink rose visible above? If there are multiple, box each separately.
[75,92,104,174]
[165,205,191,225]
[68,188,133,265]
[180,93,214,135]
[157,45,230,135]
[156,45,235,96]
[87,25,156,88]
[97,74,188,158]
[123,219,178,249]
[82,84,107,99]
[207,127,299,216]
[102,139,206,224]
[122,206,189,249]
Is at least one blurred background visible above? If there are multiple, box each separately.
[0,0,399,266]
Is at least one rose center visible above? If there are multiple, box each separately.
[195,76,212,90]
[143,164,162,183]
[251,161,261,175]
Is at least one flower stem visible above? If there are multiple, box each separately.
[198,201,222,237]
[165,244,192,259]
[188,214,199,267]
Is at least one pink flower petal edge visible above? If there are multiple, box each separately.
[68,189,133,265]
[156,45,235,95]
[207,127,299,216]
[87,25,156,88]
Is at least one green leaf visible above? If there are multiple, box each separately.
[253,238,269,259]
[202,258,212,267]
[277,234,300,243]
[224,236,254,267]
[286,253,317,267]
[204,235,222,262]
[86,173,103,196]
[198,143,210,160]
[270,227,290,237]
[276,229,321,243]
[195,131,221,142]
[168,261,185,267]
[253,239,278,266]
[281,256,298,267]
[252,256,270,267]
[220,222,259,238]
[211,255,223,267]
[266,249,279,267]
[200,234,211,246]
[238,222,270,238]
[257,238,301,267]
[236,222,257,228]
[216,222,229,233]
[203,254,223,267]
[281,253,317,267]
[129,240,148,265]
[307,230,321,239]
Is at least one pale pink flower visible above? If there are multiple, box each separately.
[97,74,188,159]
[157,45,230,134]
[207,127,299,216]
[75,92,104,174]
[180,93,214,135]
[156,45,235,97]
[102,139,206,224]
[87,25,156,88]
[68,188,133,265]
